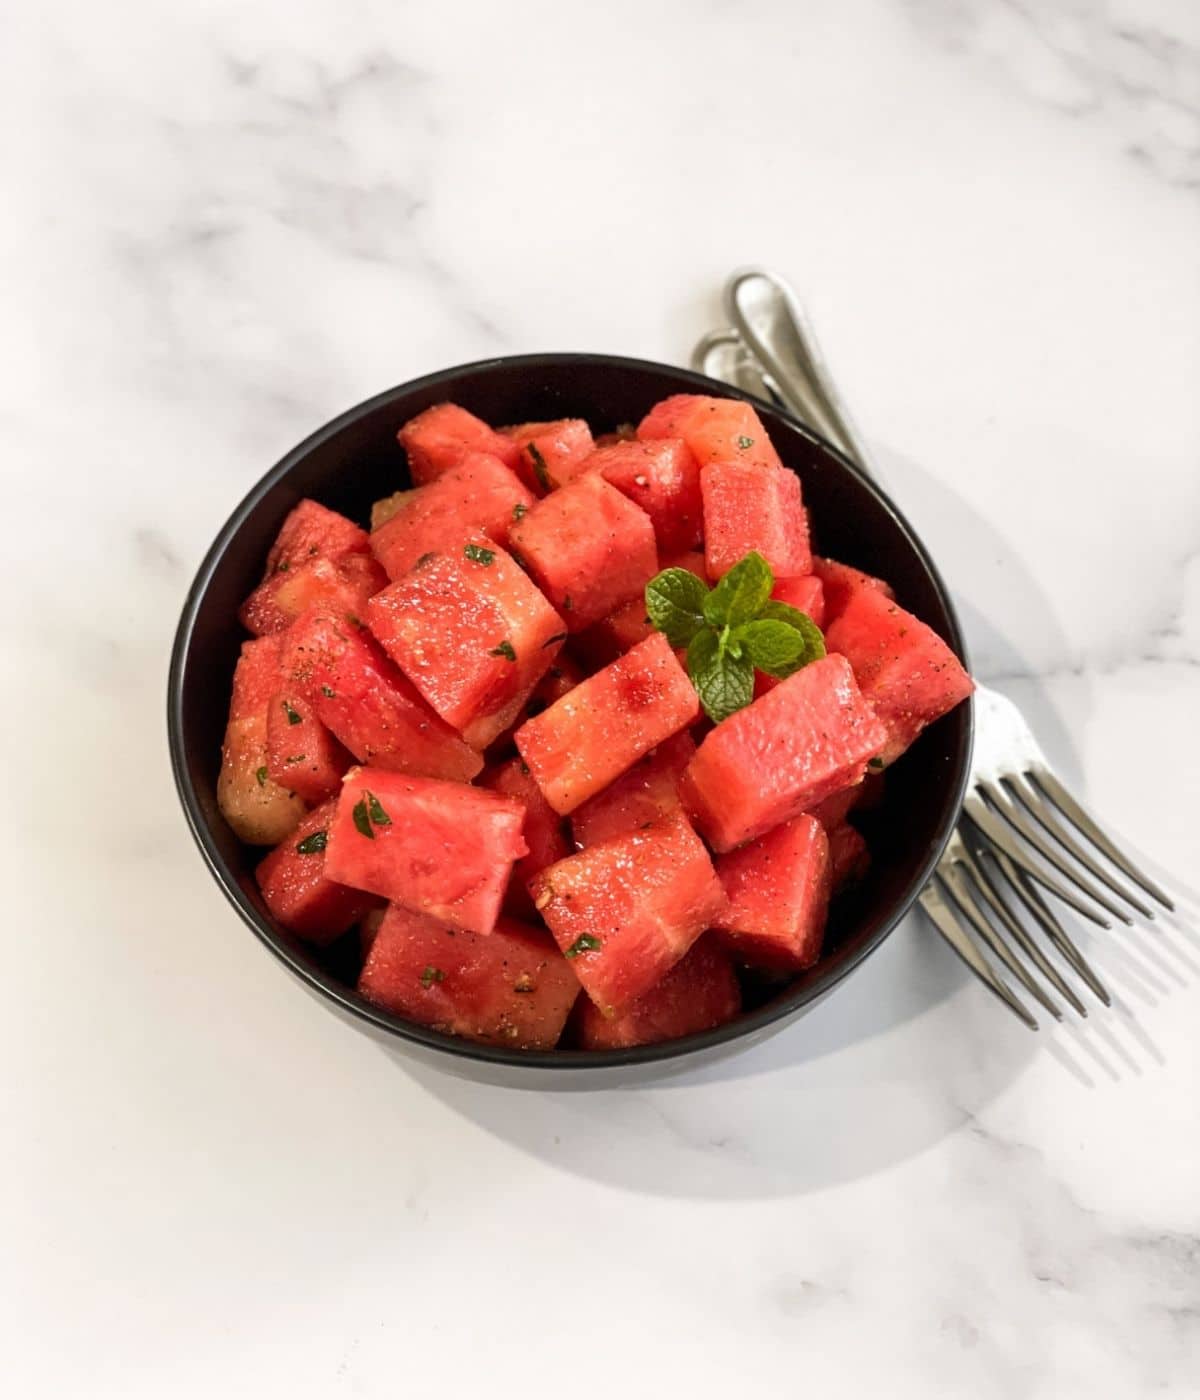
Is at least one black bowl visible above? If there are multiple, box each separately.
[168,354,972,1087]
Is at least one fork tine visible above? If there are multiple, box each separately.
[1002,774,1155,920]
[978,780,1134,926]
[964,796,1112,928]
[956,842,1088,1015]
[940,862,1063,1020]
[972,840,1113,1007]
[919,881,1038,1030]
[1028,765,1175,912]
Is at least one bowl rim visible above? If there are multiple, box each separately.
[168,352,973,1073]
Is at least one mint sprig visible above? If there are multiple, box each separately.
[644,551,826,722]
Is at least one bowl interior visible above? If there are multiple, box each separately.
[170,354,971,1072]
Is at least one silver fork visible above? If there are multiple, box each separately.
[695,267,1174,1030]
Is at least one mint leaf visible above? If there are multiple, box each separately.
[464,543,495,566]
[420,965,445,988]
[296,830,328,855]
[703,551,773,629]
[688,627,754,723]
[366,791,391,827]
[489,640,517,662]
[733,613,825,678]
[645,567,709,648]
[352,797,374,840]
[756,602,826,669]
[526,442,553,492]
[564,933,602,958]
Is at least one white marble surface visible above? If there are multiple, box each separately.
[5,0,1199,1395]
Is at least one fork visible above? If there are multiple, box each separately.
[695,267,1174,1030]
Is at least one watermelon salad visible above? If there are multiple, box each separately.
[218,393,973,1053]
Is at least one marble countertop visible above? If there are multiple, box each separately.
[6,1,1199,1395]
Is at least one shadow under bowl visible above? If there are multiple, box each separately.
[168,353,972,1088]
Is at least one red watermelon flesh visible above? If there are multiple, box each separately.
[218,636,306,846]
[256,800,374,944]
[639,394,784,473]
[571,731,696,849]
[370,452,534,581]
[701,461,811,581]
[806,780,865,829]
[366,540,565,750]
[581,438,703,553]
[714,814,832,971]
[680,653,888,852]
[240,550,388,639]
[281,610,482,782]
[828,823,870,890]
[530,813,726,1018]
[508,472,658,632]
[824,586,974,764]
[358,905,579,1050]
[325,767,527,935]
[573,935,740,1050]
[265,688,352,804]
[515,632,699,815]
[398,402,522,485]
[812,556,894,624]
[503,419,595,494]
[773,573,826,629]
[480,757,572,919]
[266,499,370,574]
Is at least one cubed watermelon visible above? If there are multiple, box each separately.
[398,402,522,484]
[571,731,696,848]
[828,823,870,890]
[580,438,703,553]
[812,556,894,623]
[530,814,726,1017]
[265,688,351,804]
[515,632,699,815]
[281,610,482,782]
[508,473,658,632]
[366,539,565,750]
[638,393,784,473]
[773,573,826,629]
[714,814,832,971]
[239,499,384,638]
[680,654,888,851]
[481,757,572,918]
[370,452,534,581]
[701,461,811,580]
[325,767,528,935]
[572,936,740,1049]
[256,800,374,944]
[217,636,306,846]
[503,419,595,493]
[266,499,371,574]
[358,905,578,1050]
[806,780,865,829]
[824,587,974,764]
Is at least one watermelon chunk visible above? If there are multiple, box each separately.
[714,814,832,970]
[370,452,534,581]
[266,499,370,574]
[806,781,865,829]
[773,573,826,629]
[828,823,870,890]
[217,636,306,846]
[573,936,740,1050]
[515,632,699,815]
[824,587,974,764]
[358,905,578,1050]
[812,556,893,624]
[701,461,811,580]
[265,688,351,804]
[325,767,528,935]
[508,473,658,632]
[580,438,703,553]
[530,814,726,1017]
[503,419,595,494]
[398,402,522,485]
[680,654,888,851]
[571,731,696,848]
[638,394,784,473]
[480,757,572,919]
[366,539,565,750]
[256,800,374,944]
[281,610,482,782]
